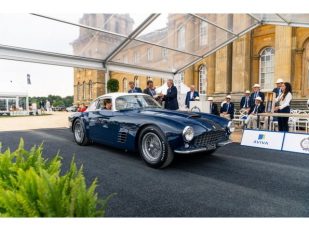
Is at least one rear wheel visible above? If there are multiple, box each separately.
[73,119,89,145]
[138,126,174,168]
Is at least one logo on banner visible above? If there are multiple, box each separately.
[253,134,269,145]
[300,138,309,152]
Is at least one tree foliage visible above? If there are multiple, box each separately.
[0,139,112,217]
[107,79,119,93]
[29,95,73,107]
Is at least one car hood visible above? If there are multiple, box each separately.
[138,109,225,131]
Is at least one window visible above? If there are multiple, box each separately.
[199,65,207,95]
[147,48,153,61]
[162,48,168,58]
[177,26,185,50]
[259,47,275,90]
[82,81,86,100]
[89,80,93,99]
[199,21,208,47]
[134,76,139,87]
[133,52,140,64]
[77,82,80,100]
[123,78,128,92]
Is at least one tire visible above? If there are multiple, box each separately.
[73,119,89,146]
[138,126,174,168]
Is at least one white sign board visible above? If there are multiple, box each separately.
[282,133,309,154]
[189,101,210,113]
[241,129,285,150]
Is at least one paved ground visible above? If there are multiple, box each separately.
[0,127,308,217]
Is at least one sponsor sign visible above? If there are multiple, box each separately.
[241,129,284,150]
[282,133,309,154]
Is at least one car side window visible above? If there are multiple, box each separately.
[87,100,99,111]
[96,98,112,110]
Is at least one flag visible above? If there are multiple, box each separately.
[27,74,31,85]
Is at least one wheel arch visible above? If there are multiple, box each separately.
[135,123,165,150]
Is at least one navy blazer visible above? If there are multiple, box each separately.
[240,96,251,108]
[163,86,179,110]
[128,87,142,93]
[248,103,265,115]
[143,88,156,97]
[210,103,219,115]
[220,102,235,119]
[249,91,265,107]
[272,87,282,98]
[185,91,199,108]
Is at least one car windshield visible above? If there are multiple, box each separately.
[115,95,161,111]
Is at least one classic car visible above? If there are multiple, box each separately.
[69,93,234,168]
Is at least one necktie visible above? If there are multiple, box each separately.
[253,105,258,114]
[245,98,248,107]
[226,104,229,112]
[254,92,257,98]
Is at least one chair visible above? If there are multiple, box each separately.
[232,109,247,128]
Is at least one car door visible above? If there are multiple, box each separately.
[88,97,117,145]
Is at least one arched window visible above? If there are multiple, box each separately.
[199,65,207,95]
[123,78,128,92]
[89,80,93,99]
[134,75,139,87]
[259,47,275,90]
[82,81,86,100]
[77,82,80,100]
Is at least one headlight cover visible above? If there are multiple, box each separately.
[183,126,194,142]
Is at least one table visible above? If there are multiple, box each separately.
[257,112,309,130]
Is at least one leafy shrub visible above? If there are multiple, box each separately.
[107,79,119,93]
[0,139,112,217]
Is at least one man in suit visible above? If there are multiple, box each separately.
[220,95,234,120]
[240,90,251,113]
[128,81,142,93]
[272,78,284,97]
[249,84,265,107]
[143,80,157,97]
[208,97,219,115]
[185,85,199,108]
[161,79,179,110]
[244,96,265,129]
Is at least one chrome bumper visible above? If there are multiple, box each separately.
[174,139,232,154]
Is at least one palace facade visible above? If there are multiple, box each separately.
[72,14,309,107]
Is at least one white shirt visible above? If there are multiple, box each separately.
[275,92,292,110]
[190,91,194,99]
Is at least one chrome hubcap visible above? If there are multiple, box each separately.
[142,132,162,162]
[74,121,83,142]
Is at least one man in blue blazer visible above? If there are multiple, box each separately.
[240,90,251,111]
[161,79,179,110]
[185,85,199,108]
[220,95,234,120]
[249,84,265,107]
[272,78,284,97]
[128,81,142,93]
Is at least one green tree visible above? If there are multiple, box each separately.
[107,79,119,93]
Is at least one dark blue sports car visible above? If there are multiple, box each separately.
[69,93,233,168]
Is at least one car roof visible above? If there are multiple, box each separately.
[97,92,147,100]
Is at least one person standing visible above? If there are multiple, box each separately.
[46,100,51,112]
[274,82,293,132]
[161,79,179,110]
[128,81,142,93]
[208,97,219,115]
[220,95,234,120]
[143,80,157,97]
[249,84,265,107]
[185,85,199,108]
[273,78,284,97]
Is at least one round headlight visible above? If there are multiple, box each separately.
[183,126,194,142]
[227,121,235,133]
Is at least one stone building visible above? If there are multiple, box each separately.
[73,14,309,108]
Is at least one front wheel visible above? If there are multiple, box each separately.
[73,119,89,145]
[138,126,174,168]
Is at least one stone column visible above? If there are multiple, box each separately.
[231,34,251,93]
[274,26,292,82]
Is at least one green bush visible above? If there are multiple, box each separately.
[0,139,112,217]
[107,79,119,93]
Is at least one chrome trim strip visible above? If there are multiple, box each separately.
[217,139,232,147]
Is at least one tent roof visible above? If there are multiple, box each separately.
[1,13,309,77]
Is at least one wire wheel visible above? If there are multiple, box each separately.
[141,132,163,163]
[74,120,84,143]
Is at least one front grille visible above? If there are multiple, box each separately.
[194,130,226,147]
